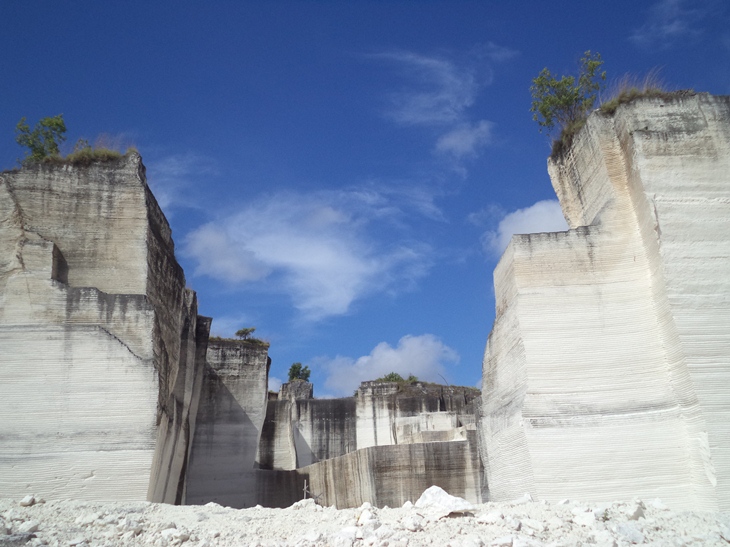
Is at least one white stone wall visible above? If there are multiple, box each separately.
[481,93,730,511]
[301,431,486,509]
[258,383,477,472]
[0,155,210,503]
[0,325,158,501]
[185,340,270,507]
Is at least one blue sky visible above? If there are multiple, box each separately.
[2,1,729,396]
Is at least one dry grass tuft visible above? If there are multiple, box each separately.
[598,69,691,115]
[551,70,694,158]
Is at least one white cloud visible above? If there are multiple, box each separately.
[435,120,493,159]
[481,200,568,256]
[145,152,217,215]
[268,376,283,393]
[379,51,479,126]
[185,223,271,283]
[318,334,460,397]
[183,190,432,321]
[473,41,519,64]
[630,0,704,49]
[374,45,515,171]
[208,314,257,339]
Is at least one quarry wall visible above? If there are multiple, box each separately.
[249,381,483,509]
[480,93,730,511]
[11,95,724,511]
[257,381,479,471]
[299,429,487,508]
[0,155,213,503]
[251,430,485,510]
[0,155,468,510]
[185,339,270,506]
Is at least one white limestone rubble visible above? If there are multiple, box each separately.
[2,490,729,546]
[480,93,730,511]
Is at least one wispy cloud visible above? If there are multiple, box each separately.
[316,334,460,397]
[145,152,217,215]
[268,376,283,392]
[373,43,516,171]
[183,189,433,321]
[208,313,258,339]
[435,120,493,160]
[359,182,447,222]
[379,51,480,126]
[478,199,568,257]
[630,0,706,49]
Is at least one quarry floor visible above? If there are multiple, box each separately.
[2,493,729,547]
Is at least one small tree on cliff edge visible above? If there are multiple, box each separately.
[15,114,67,163]
[530,51,606,153]
[288,362,311,382]
[375,372,419,383]
[235,327,256,340]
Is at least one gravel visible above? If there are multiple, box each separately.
[2,490,729,547]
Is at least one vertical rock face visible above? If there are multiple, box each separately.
[279,380,313,400]
[300,430,486,508]
[257,400,299,471]
[0,155,210,502]
[254,381,484,508]
[356,382,479,449]
[480,93,730,510]
[185,340,270,506]
[258,381,480,471]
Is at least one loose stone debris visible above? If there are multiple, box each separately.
[2,487,729,546]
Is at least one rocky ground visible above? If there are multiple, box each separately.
[2,488,729,547]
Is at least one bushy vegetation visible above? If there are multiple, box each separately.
[209,326,269,346]
[375,372,419,384]
[235,327,257,340]
[530,51,606,157]
[288,362,311,382]
[14,114,135,166]
[15,115,67,163]
[598,72,691,115]
[531,55,691,157]
[63,146,123,166]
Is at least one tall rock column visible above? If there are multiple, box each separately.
[0,154,210,502]
[185,339,270,507]
[480,93,730,510]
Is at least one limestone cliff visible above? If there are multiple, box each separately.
[0,155,216,503]
[258,381,479,471]
[252,381,485,509]
[480,93,730,510]
[299,429,485,508]
[185,339,270,506]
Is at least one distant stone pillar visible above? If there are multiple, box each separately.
[185,339,270,507]
[279,380,313,400]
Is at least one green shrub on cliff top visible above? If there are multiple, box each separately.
[288,362,311,382]
[375,372,419,384]
[530,51,606,156]
[15,114,67,163]
[64,140,122,166]
[598,71,685,116]
[15,114,133,166]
